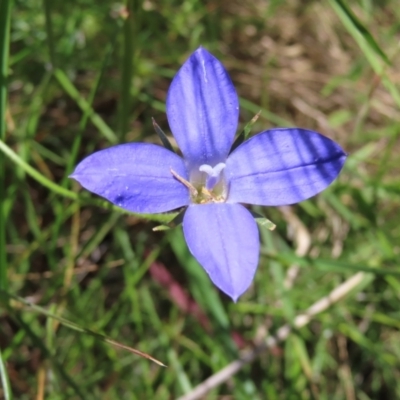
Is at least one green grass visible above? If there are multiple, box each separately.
[1,0,400,399]
[0,0,13,296]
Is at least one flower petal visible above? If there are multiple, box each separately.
[183,203,259,301]
[226,128,347,206]
[71,143,190,213]
[166,47,239,168]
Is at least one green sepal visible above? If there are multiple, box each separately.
[250,210,276,231]
[152,117,175,153]
[153,209,185,231]
[230,110,261,152]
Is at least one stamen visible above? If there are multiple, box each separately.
[170,169,198,197]
[199,163,226,190]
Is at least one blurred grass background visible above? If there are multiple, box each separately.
[1,0,400,399]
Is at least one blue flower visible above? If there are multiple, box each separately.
[71,47,347,301]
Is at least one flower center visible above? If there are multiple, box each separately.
[191,163,227,204]
[170,163,228,205]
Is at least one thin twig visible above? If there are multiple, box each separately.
[177,272,367,400]
[279,206,311,289]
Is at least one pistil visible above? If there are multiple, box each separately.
[199,163,226,190]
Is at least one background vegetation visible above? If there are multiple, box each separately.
[1,0,400,399]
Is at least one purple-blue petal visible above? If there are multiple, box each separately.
[166,47,239,169]
[183,203,259,301]
[71,143,190,213]
[226,128,347,206]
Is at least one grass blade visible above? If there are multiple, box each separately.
[43,0,56,68]
[0,0,13,294]
[54,69,118,144]
[118,0,135,139]
[3,290,166,367]
[0,347,13,400]
[329,0,390,66]
[10,312,89,399]
[329,0,400,108]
